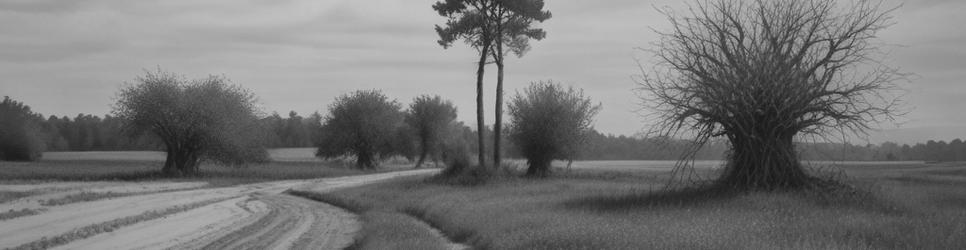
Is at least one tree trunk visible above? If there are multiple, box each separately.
[356,150,374,170]
[162,142,182,176]
[525,156,551,177]
[415,136,429,169]
[475,41,491,169]
[719,131,809,190]
[493,49,505,171]
[162,143,202,177]
[162,149,177,175]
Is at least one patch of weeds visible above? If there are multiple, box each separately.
[286,190,372,213]
[41,192,127,206]
[11,198,227,250]
[0,208,45,221]
[561,184,736,211]
[427,166,492,186]
[888,175,966,186]
[398,205,477,247]
[0,191,34,203]
[39,187,203,207]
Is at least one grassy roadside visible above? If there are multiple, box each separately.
[0,159,408,186]
[290,190,455,250]
[0,208,43,221]
[309,163,966,249]
[0,191,34,203]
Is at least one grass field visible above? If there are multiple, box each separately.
[310,162,966,250]
[0,149,415,185]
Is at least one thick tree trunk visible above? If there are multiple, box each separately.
[356,150,375,170]
[475,41,490,169]
[525,156,552,178]
[719,131,809,190]
[162,143,202,177]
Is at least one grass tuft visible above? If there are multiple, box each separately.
[0,208,44,221]
[285,190,373,213]
[0,191,34,203]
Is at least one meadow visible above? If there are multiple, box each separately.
[301,161,966,250]
[0,148,408,185]
[7,149,966,249]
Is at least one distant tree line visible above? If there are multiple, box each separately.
[0,100,159,155]
[38,114,159,151]
[259,111,324,148]
[5,93,963,165]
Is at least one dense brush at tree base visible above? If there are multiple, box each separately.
[638,0,905,190]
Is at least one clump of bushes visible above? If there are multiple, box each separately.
[508,81,600,177]
[316,90,406,169]
[112,69,269,176]
[406,95,459,168]
[0,96,45,161]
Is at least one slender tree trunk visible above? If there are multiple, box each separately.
[493,46,505,170]
[475,41,491,169]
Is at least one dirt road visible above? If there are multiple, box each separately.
[0,169,438,250]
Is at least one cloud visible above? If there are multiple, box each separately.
[0,0,963,142]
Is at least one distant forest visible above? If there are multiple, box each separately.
[27,111,966,162]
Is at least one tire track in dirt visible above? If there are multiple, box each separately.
[5,169,439,249]
[201,194,359,250]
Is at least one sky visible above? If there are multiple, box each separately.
[0,0,963,145]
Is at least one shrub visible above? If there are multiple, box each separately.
[0,96,45,161]
[112,69,269,176]
[406,95,458,168]
[508,81,600,177]
[316,90,405,169]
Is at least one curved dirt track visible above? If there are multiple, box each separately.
[0,169,438,250]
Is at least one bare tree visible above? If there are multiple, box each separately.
[113,69,269,176]
[487,0,551,169]
[434,0,497,169]
[636,0,904,190]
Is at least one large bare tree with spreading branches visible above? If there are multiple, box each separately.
[637,0,904,190]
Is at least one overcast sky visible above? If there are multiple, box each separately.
[0,0,963,144]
